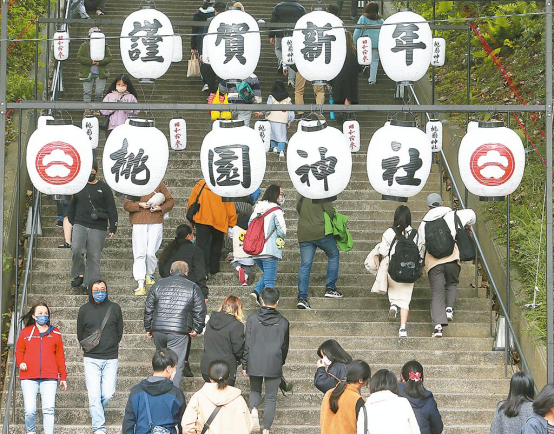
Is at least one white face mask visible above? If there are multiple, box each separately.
[322,356,332,366]
[116,85,127,93]
[278,196,285,206]
[170,368,176,381]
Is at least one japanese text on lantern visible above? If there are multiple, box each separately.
[128,19,164,63]
[109,139,151,185]
[215,22,249,65]
[208,145,251,187]
[361,39,369,63]
[382,144,422,186]
[391,23,426,66]
[286,39,294,64]
[433,39,441,64]
[300,22,336,64]
[429,125,439,151]
[85,121,93,142]
[347,124,356,150]
[257,124,267,142]
[295,147,337,191]
[173,122,183,148]
[57,35,64,59]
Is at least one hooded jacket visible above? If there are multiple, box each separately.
[122,376,186,434]
[100,90,140,130]
[77,278,123,360]
[314,362,347,394]
[200,311,245,378]
[357,390,421,434]
[186,180,237,233]
[242,306,289,378]
[191,6,215,55]
[144,273,207,335]
[398,383,443,434]
[181,383,253,434]
[268,0,306,38]
[248,200,286,259]
[520,413,550,434]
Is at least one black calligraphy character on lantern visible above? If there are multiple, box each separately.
[208,144,251,188]
[128,19,164,63]
[295,147,337,191]
[85,121,93,141]
[300,22,336,64]
[215,22,249,65]
[109,138,151,185]
[391,23,427,66]
[382,146,422,187]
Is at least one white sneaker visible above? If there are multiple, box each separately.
[388,304,398,320]
[446,307,453,321]
[432,326,443,338]
[273,147,278,153]
[398,328,407,338]
[251,411,260,432]
[279,151,285,160]
[202,84,209,92]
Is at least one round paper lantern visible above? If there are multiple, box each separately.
[53,30,69,61]
[90,31,106,62]
[293,9,346,84]
[38,115,54,129]
[82,115,99,150]
[254,119,271,152]
[103,119,169,199]
[467,120,479,133]
[212,120,220,130]
[297,119,326,132]
[169,118,186,150]
[431,37,445,67]
[367,120,432,201]
[287,121,351,200]
[202,37,211,64]
[172,35,183,62]
[281,37,295,66]
[356,36,372,66]
[200,120,266,198]
[204,9,260,82]
[378,10,432,83]
[26,119,92,199]
[458,121,525,201]
[120,8,174,83]
[426,119,442,153]
[343,120,360,152]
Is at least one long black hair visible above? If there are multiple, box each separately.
[106,74,138,99]
[329,360,371,414]
[401,360,426,399]
[533,382,554,417]
[392,205,411,239]
[317,340,353,366]
[270,80,289,100]
[22,301,51,327]
[262,184,281,204]
[370,369,398,395]
[158,224,193,265]
[364,1,381,20]
[498,371,535,417]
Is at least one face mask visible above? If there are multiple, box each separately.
[322,356,332,366]
[191,236,196,244]
[35,315,49,326]
[93,291,107,303]
[170,368,176,381]
[278,196,285,207]
[116,85,127,93]
[88,173,96,182]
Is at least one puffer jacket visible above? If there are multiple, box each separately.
[248,200,286,259]
[144,273,207,335]
[269,0,306,38]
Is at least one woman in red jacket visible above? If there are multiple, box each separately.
[15,302,67,434]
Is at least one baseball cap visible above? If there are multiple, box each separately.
[426,193,443,208]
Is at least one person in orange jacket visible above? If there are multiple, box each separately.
[186,180,237,278]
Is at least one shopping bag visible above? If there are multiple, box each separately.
[187,53,201,78]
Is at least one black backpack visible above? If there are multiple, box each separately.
[454,211,476,261]
[425,217,455,259]
[388,229,423,283]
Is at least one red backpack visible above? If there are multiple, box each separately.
[243,207,281,255]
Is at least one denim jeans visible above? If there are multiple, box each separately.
[21,379,57,434]
[254,257,279,294]
[368,48,380,84]
[83,357,119,433]
[270,140,286,153]
[298,234,339,300]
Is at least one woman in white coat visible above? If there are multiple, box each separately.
[357,369,420,434]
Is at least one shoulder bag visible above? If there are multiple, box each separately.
[200,404,223,434]
[79,305,113,352]
[143,391,171,434]
[99,114,110,131]
[186,182,207,224]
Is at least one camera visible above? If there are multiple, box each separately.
[91,210,109,220]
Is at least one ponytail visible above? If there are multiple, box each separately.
[329,359,371,414]
[401,360,427,399]
[158,224,192,265]
[208,360,230,390]
[329,381,347,414]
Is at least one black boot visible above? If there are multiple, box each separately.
[182,362,193,377]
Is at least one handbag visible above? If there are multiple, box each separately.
[99,114,110,131]
[279,375,293,396]
[186,182,206,224]
[200,404,223,434]
[143,392,171,434]
[187,53,201,78]
[79,305,113,352]
[454,211,476,261]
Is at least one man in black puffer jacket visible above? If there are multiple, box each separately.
[144,261,206,387]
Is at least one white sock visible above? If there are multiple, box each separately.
[137,280,145,288]
[400,323,406,329]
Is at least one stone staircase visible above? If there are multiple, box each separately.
[3,0,509,432]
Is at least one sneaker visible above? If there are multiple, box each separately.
[71,276,84,288]
[134,287,147,296]
[432,327,443,338]
[182,362,193,377]
[58,242,71,248]
[279,151,285,161]
[297,298,311,309]
[251,411,260,432]
[388,304,398,320]
[237,267,248,286]
[56,220,63,227]
[446,307,454,321]
[273,147,278,154]
[368,80,376,85]
[324,288,343,298]
[202,83,209,92]
[145,275,156,286]
[250,291,260,306]
[95,9,104,15]
[399,328,408,338]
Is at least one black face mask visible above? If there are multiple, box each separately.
[88,173,96,182]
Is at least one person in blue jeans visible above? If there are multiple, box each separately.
[249,185,287,306]
[296,195,342,310]
[77,277,123,434]
[353,1,384,85]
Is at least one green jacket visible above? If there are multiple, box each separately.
[296,194,335,243]
[324,209,353,252]
[77,41,112,80]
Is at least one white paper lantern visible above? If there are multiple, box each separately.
[202,38,211,64]
[356,36,372,66]
[103,119,169,199]
[38,115,54,129]
[287,121,351,200]
[120,8,174,83]
[212,120,220,130]
[172,35,183,62]
[281,36,295,65]
[53,30,69,61]
[458,121,525,201]
[378,10,432,83]
[343,120,360,152]
[431,37,445,67]
[169,118,186,150]
[90,31,106,62]
[293,10,346,84]
[367,120,432,201]
[297,119,326,132]
[467,120,479,133]
[201,120,266,198]
[426,119,442,153]
[254,120,271,152]
[82,115,99,150]
[204,9,260,81]
[26,119,92,198]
